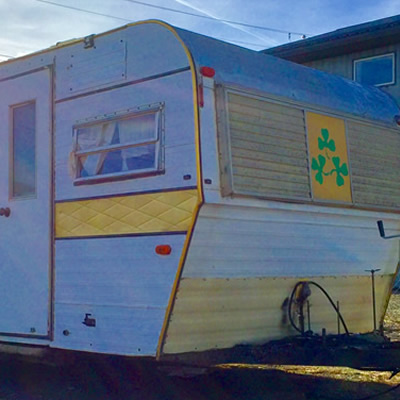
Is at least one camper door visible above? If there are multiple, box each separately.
[0,69,51,339]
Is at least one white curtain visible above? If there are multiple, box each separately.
[93,123,116,174]
[69,113,157,178]
[119,114,156,171]
[118,113,155,143]
[72,122,115,177]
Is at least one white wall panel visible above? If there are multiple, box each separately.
[183,203,400,278]
[55,71,196,200]
[53,235,185,355]
[56,24,189,100]
[54,304,165,356]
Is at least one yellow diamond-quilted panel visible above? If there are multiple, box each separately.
[55,189,198,238]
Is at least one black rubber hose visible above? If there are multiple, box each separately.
[288,280,350,336]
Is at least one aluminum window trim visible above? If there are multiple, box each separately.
[73,166,163,186]
[75,138,159,157]
[72,104,164,184]
[73,102,163,127]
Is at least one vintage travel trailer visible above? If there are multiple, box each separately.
[0,20,399,364]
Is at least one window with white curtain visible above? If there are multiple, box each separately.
[73,104,164,184]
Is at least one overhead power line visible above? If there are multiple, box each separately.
[215,37,270,48]
[34,0,276,47]
[35,0,132,22]
[123,0,311,36]
[0,53,14,58]
[35,0,310,39]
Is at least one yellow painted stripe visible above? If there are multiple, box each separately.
[55,189,198,238]
[154,21,204,359]
[163,275,393,354]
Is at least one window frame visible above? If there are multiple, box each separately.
[353,53,395,87]
[10,100,37,200]
[72,102,165,185]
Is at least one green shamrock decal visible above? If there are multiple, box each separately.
[318,128,336,152]
[311,128,348,187]
[311,154,326,185]
[331,156,348,187]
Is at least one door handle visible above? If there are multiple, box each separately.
[0,207,10,217]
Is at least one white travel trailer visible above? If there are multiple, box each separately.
[0,20,399,363]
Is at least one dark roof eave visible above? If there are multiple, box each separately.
[265,23,400,63]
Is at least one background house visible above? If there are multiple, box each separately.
[263,15,400,104]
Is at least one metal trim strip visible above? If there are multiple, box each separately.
[49,63,56,341]
[0,332,49,340]
[55,185,197,203]
[55,230,187,240]
[0,66,53,83]
[155,21,204,359]
[55,66,191,103]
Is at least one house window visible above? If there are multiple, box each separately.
[73,104,164,184]
[353,53,395,87]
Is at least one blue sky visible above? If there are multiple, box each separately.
[0,0,399,61]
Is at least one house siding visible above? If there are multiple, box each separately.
[304,44,400,103]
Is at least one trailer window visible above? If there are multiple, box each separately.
[73,106,163,184]
[11,101,36,198]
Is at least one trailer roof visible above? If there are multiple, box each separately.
[2,20,399,126]
[174,25,399,126]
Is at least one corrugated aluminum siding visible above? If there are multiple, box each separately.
[225,92,311,200]
[222,90,400,211]
[347,120,400,209]
[164,274,393,354]
[163,202,400,354]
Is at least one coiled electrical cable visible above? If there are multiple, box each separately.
[288,280,350,336]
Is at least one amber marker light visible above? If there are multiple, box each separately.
[155,245,172,255]
[200,66,216,78]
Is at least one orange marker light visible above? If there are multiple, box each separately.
[155,245,172,255]
[200,66,215,78]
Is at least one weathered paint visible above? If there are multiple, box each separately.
[179,203,400,279]
[53,235,187,355]
[0,68,52,339]
[0,20,397,360]
[161,161,400,355]
[347,119,400,209]
[52,21,204,358]
[218,88,400,212]
[163,275,393,354]
[225,91,310,200]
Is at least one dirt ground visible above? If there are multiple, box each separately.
[2,295,400,399]
[2,355,400,400]
[247,292,400,400]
